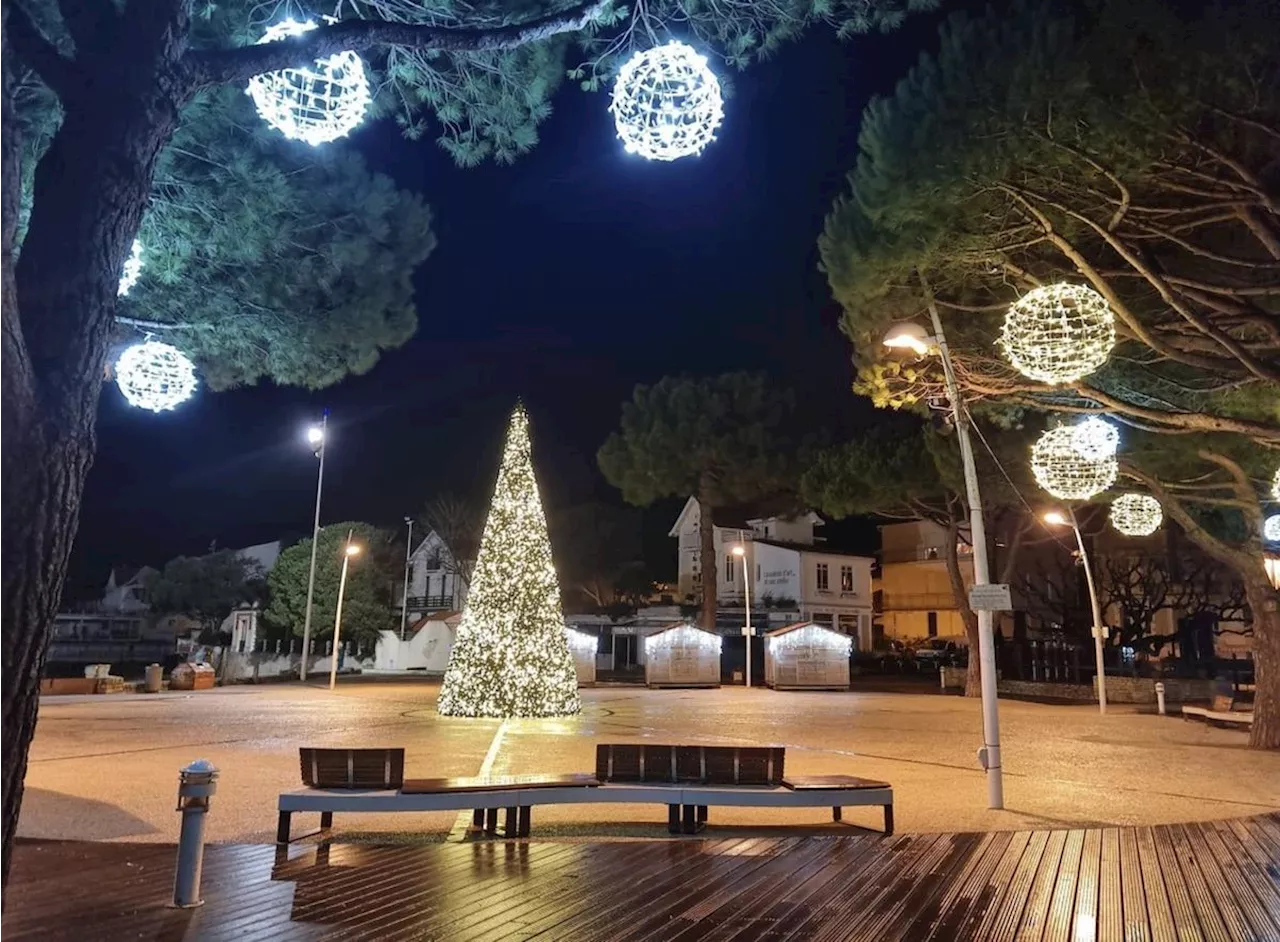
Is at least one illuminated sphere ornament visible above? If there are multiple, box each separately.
[1110,494,1162,537]
[246,18,370,146]
[1031,424,1118,501]
[1071,417,1119,460]
[1273,467,1280,502]
[115,340,198,412]
[999,283,1116,384]
[118,239,143,296]
[610,41,723,161]
[1265,514,1280,544]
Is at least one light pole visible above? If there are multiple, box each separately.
[329,536,361,691]
[300,413,327,681]
[884,315,1004,810]
[1044,509,1108,714]
[732,541,752,687]
[400,516,414,641]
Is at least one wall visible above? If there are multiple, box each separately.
[881,609,969,643]
[218,649,373,683]
[754,543,800,604]
[375,620,454,673]
[948,674,1218,704]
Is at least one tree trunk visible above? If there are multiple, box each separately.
[1244,579,1280,750]
[697,493,717,631]
[943,518,982,696]
[1,17,191,884]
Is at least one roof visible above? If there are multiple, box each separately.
[668,496,821,537]
[407,611,462,633]
[753,538,876,560]
[646,622,717,637]
[764,621,843,638]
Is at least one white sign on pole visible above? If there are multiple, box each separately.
[968,583,1013,612]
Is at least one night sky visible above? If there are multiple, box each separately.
[67,16,946,602]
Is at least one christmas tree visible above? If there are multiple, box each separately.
[437,405,581,717]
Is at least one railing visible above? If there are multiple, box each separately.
[404,596,453,611]
[877,592,959,612]
[880,547,972,565]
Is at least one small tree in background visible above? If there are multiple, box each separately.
[438,405,579,718]
[417,493,484,585]
[265,522,399,647]
[598,372,799,629]
[147,549,265,641]
[549,501,647,613]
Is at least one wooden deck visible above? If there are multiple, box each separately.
[5,815,1279,941]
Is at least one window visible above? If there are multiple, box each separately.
[927,612,939,638]
[426,550,442,571]
[816,562,829,592]
[840,565,854,592]
[725,556,735,583]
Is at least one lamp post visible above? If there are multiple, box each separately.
[732,540,752,688]
[883,316,1004,810]
[1044,509,1108,714]
[329,536,361,691]
[300,413,327,681]
[400,516,414,641]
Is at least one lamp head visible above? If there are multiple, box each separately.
[882,322,933,357]
[345,544,361,557]
[1043,511,1069,527]
[306,426,324,447]
[731,545,746,558]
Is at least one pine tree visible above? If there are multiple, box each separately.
[437,406,581,718]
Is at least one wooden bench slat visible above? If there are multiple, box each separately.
[783,775,892,791]
[299,748,405,789]
[401,774,599,794]
[595,744,785,786]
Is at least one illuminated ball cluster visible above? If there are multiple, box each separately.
[1109,494,1162,537]
[437,405,580,718]
[246,19,371,146]
[114,340,198,412]
[1031,423,1118,501]
[1071,417,1119,461]
[610,41,723,161]
[118,239,143,296]
[999,283,1116,384]
[1265,514,1280,544]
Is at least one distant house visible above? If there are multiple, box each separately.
[402,530,469,622]
[875,520,973,645]
[667,497,875,647]
[101,565,158,614]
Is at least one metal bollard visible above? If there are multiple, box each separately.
[1155,681,1166,716]
[172,759,218,908]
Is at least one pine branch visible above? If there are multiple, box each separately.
[182,0,611,90]
[5,3,78,96]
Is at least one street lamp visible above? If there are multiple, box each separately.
[1044,509,1109,714]
[329,538,361,691]
[732,541,752,688]
[883,315,1004,810]
[400,516,414,641]
[300,413,328,681]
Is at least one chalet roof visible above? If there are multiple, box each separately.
[646,622,716,638]
[668,495,821,536]
[764,621,842,638]
[407,611,462,633]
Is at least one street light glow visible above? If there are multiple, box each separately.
[345,544,361,557]
[731,544,746,557]
[882,322,933,356]
[1043,511,1068,527]
[306,426,324,446]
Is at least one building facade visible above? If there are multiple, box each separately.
[403,529,469,622]
[668,498,875,647]
[875,520,973,644]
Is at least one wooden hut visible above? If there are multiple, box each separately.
[643,624,721,688]
[764,622,852,690]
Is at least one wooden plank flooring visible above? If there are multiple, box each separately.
[4,816,1278,941]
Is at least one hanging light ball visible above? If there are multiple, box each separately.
[1272,467,1280,502]
[1031,424,1118,501]
[1265,514,1280,543]
[118,239,143,297]
[115,340,198,412]
[246,18,371,146]
[999,283,1116,384]
[1110,494,1162,537]
[1071,417,1119,460]
[610,41,723,162]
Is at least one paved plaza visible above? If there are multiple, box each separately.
[20,679,1279,845]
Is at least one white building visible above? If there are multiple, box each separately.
[668,498,875,647]
[403,529,469,621]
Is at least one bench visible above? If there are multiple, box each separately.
[277,744,894,843]
[595,744,894,835]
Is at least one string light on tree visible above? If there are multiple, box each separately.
[610,41,723,161]
[114,340,198,412]
[1109,494,1162,537]
[1031,423,1118,501]
[118,239,143,296]
[246,18,371,146]
[1070,417,1119,461]
[437,404,580,717]
[1265,514,1280,544]
[1273,467,1280,502]
[999,283,1116,384]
